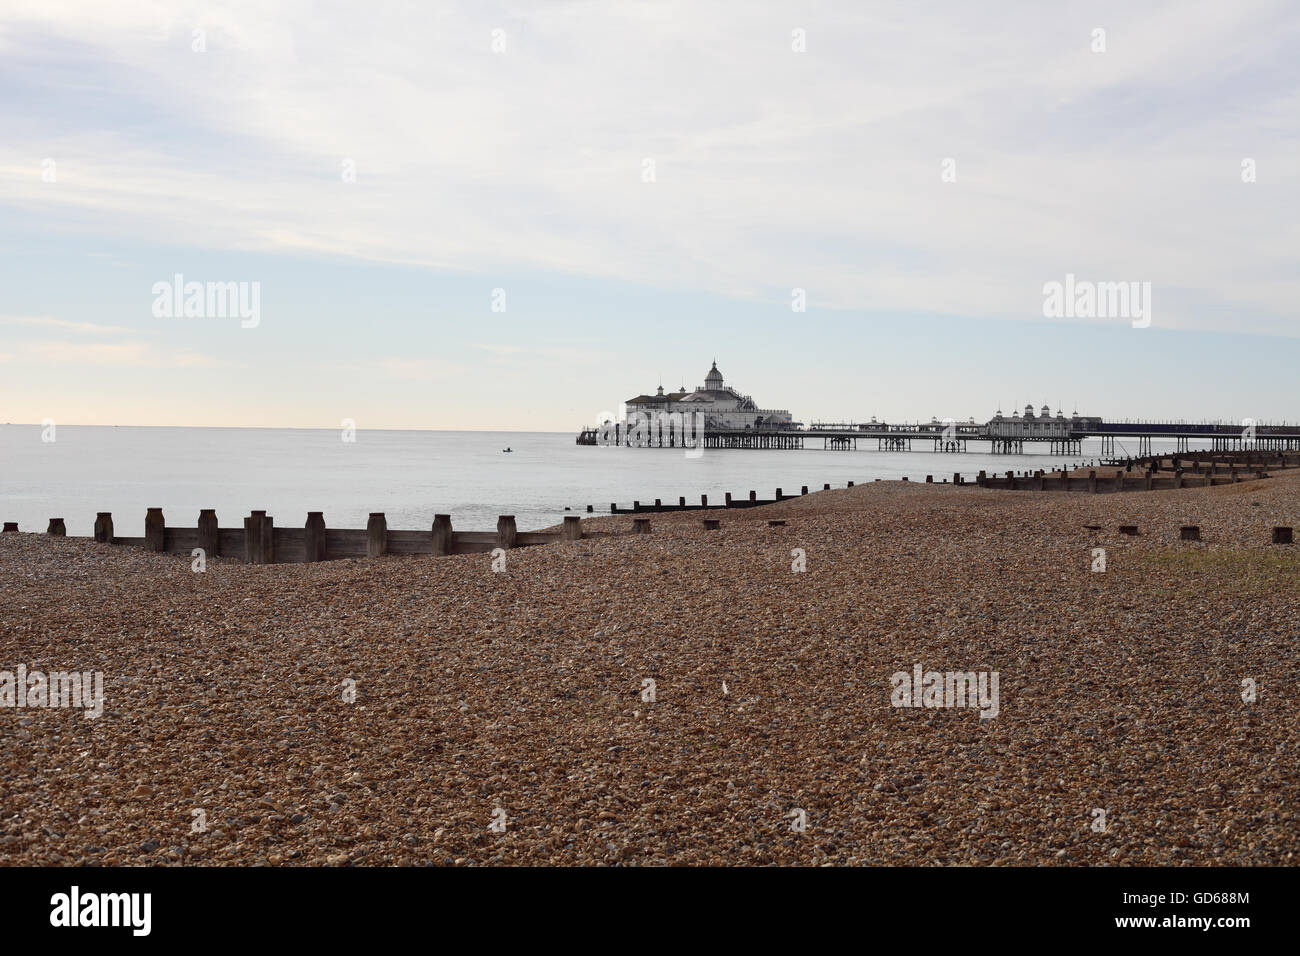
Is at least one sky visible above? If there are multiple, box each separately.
[1,0,1297,431]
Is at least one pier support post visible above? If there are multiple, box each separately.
[367,513,388,557]
[198,509,219,557]
[305,512,327,562]
[145,508,166,552]
[94,512,114,543]
[496,515,518,550]
[562,515,582,541]
[47,518,66,536]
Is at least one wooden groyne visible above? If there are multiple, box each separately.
[6,510,587,564]
[974,451,1300,492]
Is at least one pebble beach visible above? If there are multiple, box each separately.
[2,471,1297,867]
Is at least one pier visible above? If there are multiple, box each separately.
[579,417,1300,454]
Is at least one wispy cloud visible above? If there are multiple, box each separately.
[1,0,1296,336]
[1,339,235,368]
[0,314,133,334]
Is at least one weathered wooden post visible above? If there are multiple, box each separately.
[1273,527,1294,545]
[1113,471,1124,492]
[679,496,686,508]
[198,509,219,557]
[496,515,518,549]
[1143,471,1153,491]
[47,518,66,536]
[432,514,454,556]
[749,490,756,502]
[700,494,708,507]
[367,513,388,557]
[145,508,166,552]
[1173,469,1183,489]
[304,512,326,562]
[1088,470,1098,494]
[654,498,661,508]
[801,486,809,495]
[1180,526,1200,541]
[847,480,854,487]
[776,488,783,499]
[823,483,830,490]
[243,510,274,564]
[1119,525,1139,536]
[1,522,17,533]
[1006,470,1015,490]
[93,512,113,543]
[953,473,960,485]
[725,492,733,507]
[562,515,582,541]
[632,518,651,534]
[702,518,721,530]
[633,500,640,511]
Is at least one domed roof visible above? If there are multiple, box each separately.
[704,361,724,388]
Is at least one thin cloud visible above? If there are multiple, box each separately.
[0,314,133,334]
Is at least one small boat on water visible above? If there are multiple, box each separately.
[503,447,513,453]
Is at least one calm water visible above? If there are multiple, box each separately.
[0,425,1202,536]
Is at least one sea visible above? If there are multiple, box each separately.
[0,425,1199,536]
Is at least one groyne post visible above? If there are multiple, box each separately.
[244,511,274,564]
[367,513,388,557]
[432,514,454,555]
[93,512,113,543]
[305,512,326,562]
[562,515,582,541]
[145,508,166,552]
[497,515,518,549]
[47,518,66,536]
[198,509,219,556]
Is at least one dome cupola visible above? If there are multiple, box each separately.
[704,361,724,390]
